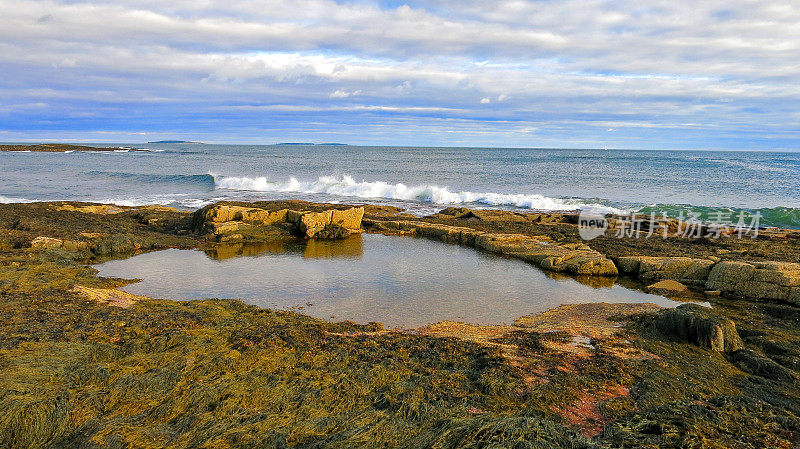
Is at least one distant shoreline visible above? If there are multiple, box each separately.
[147,140,203,144]
[0,144,148,153]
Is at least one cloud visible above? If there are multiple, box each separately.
[1,0,800,148]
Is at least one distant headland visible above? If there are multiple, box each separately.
[147,140,203,144]
[0,144,149,153]
[276,142,347,146]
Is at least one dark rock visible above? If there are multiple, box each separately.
[653,304,744,352]
[314,224,351,240]
[726,349,796,382]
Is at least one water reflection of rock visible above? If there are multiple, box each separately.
[544,271,616,289]
[302,237,364,259]
[207,235,364,260]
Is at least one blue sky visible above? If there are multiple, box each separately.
[1,0,800,149]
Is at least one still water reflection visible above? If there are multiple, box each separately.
[94,234,681,328]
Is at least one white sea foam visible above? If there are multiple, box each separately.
[212,174,626,214]
[99,195,214,209]
[0,195,35,203]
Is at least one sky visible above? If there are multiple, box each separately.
[1,0,800,149]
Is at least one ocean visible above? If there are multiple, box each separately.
[2,144,799,229]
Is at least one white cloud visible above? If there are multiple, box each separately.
[1,0,800,147]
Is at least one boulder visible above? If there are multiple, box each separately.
[240,208,289,225]
[615,256,642,275]
[645,280,691,297]
[293,207,365,238]
[195,204,364,239]
[653,304,744,352]
[616,256,715,285]
[437,207,475,218]
[30,236,63,248]
[286,209,305,224]
[539,251,619,276]
[314,224,351,240]
[203,205,254,223]
[211,221,248,235]
[30,236,88,251]
[297,210,334,238]
[706,261,800,304]
[202,205,291,226]
[330,207,364,229]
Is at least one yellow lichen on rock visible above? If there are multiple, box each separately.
[70,285,146,308]
[30,236,89,251]
[55,204,123,214]
[514,302,662,340]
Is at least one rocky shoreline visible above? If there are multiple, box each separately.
[0,143,146,152]
[1,200,799,447]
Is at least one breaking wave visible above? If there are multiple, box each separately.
[0,195,35,204]
[211,174,626,214]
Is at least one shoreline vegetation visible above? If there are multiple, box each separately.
[0,144,149,153]
[1,200,799,447]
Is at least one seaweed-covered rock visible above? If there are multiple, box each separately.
[653,304,744,352]
[726,349,796,382]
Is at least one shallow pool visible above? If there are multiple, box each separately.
[93,234,681,328]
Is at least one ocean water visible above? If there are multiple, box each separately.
[2,144,799,228]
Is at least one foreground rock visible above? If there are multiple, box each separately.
[653,304,744,352]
